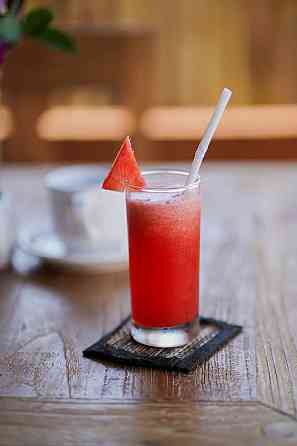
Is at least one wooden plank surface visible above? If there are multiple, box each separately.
[1,162,297,438]
[139,139,297,162]
[43,0,297,105]
[0,164,256,402]
[255,166,297,417]
[0,399,296,446]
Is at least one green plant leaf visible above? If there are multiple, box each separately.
[37,27,77,53]
[21,8,53,36]
[0,15,21,44]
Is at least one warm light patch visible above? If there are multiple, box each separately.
[0,106,13,140]
[37,106,136,141]
[141,105,297,140]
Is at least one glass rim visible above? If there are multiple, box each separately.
[127,169,200,193]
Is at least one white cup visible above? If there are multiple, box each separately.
[0,193,15,269]
[45,165,127,252]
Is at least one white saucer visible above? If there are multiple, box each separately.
[18,225,129,273]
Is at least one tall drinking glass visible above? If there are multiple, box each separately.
[126,170,201,347]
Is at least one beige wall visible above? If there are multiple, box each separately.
[30,0,297,106]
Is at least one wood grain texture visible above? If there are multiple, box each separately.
[2,162,297,442]
[3,27,156,162]
[33,0,297,105]
[255,166,297,417]
[0,399,296,446]
[138,139,297,162]
[0,164,256,402]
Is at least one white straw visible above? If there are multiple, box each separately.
[186,88,232,185]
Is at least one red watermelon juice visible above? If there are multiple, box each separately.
[126,170,201,347]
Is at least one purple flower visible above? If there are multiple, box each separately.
[0,1,7,64]
[0,42,7,64]
[0,0,6,14]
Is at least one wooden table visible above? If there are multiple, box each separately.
[1,163,297,445]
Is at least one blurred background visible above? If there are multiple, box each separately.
[1,0,297,162]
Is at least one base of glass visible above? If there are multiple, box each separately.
[131,317,200,348]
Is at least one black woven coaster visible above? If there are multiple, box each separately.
[83,316,242,373]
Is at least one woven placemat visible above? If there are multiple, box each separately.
[83,316,242,373]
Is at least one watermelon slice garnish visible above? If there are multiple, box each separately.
[102,137,145,192]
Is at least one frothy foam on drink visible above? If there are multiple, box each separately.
[127,190,200,239]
